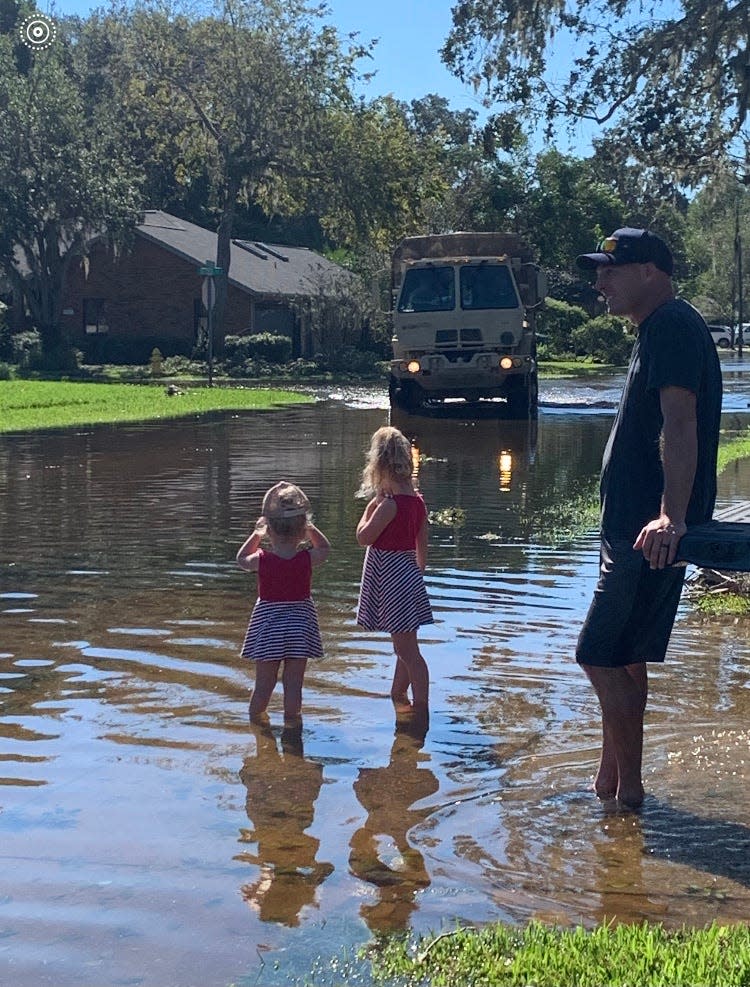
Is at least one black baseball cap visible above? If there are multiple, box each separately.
[576,227,674,276]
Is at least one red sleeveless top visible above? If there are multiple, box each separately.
[257,549,312,601]
[373,493,427,551]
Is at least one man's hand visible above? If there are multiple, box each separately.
[633,516,687,569]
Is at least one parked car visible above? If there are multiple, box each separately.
[707,324,733,348]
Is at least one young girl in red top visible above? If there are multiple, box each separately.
[356,426,433,715]
[237,482,330,725]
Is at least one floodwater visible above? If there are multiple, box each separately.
[1,354,749,987]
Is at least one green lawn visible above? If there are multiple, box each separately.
[360,920,750,987]
[0,380,312,433]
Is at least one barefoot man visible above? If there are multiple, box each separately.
[575,228,722,809]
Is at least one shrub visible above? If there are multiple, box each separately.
[24,344,83,375]
[317,345,387,376]
[245,332,293,363]
[10,330,42,367]
[0,362,12,380]
[570,315,633,364]
[537,298,589,356]
[223,335,256,367]
[161,354,205,376]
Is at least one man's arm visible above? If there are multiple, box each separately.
[633,385,697,569]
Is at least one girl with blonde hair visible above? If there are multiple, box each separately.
[355,426,433,715]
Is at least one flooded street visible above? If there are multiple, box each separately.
[1,356,749,987]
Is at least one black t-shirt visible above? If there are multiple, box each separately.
[600,299,722,541]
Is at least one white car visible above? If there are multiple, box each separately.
[707,324,733,348]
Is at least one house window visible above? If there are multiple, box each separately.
[83,298,108,334]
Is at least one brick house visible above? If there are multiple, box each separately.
[57,210,355,359]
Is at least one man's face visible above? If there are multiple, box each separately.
[594,263,648,320]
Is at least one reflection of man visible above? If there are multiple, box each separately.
[349,717,438,932]
[237,722,332,926]
[574,228,721,809]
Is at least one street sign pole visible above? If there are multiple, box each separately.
[198,261,223,388]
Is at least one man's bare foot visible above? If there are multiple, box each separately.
[616,786,644,811]
[593,783,617,800]
[593,770,618,800]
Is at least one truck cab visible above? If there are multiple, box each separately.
[388,233,546,417]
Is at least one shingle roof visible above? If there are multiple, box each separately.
[138,211,352,299]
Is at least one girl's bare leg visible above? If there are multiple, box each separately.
[391,631,429,711]
[281,658,307,724]
[249,660,281,720]
[390,656,412,711]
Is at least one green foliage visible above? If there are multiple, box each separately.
[366,919,750,987]
[717,425,750,474]
[684,175,750,319]
[536,298,589,356]
[571,315,633,365]
[519,478,599,545]
[0,363,12,381]
[223,335,256,366]
[160,355,206,378]
[23,345,83,376]
[9,330,42,368]
[442,0,750,182]
[0,15,142,354]
[695,592,750,617]
[239,333,292,364]
[523,150,625,269]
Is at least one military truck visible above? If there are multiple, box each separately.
[388,232,546,417]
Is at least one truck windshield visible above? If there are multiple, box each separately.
[398,266,455,313]
[460,265,518,310]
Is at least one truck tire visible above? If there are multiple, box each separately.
[505,372,538,419]
[389,376,423,412]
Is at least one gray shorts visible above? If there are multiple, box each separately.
[575,536,686,668]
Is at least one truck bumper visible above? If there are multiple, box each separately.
[390,354,535,399]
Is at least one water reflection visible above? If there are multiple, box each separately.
[349,715,436,932]
[0,380,749,987]
[237,721,333,926]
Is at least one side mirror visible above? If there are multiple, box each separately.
[518,263,547,308]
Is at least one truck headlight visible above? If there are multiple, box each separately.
[407,360,421,374]
[499,356,513,370]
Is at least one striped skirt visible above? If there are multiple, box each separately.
[356,547,434,633]
[241,598,323,662]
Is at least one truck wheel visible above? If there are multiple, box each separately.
[528,371,539,417]
[506,373,538,419]
[389,377,423,412]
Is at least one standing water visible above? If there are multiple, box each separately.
[1,359,749,986]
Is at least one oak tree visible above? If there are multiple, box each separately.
[442,0,750,180]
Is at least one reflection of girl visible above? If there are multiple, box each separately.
[355,427,433,715]
[237,482,330,724]
[238,722,332,927]
[349,721,438,932]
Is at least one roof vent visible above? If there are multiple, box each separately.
[255,242,289,262]
[232,240,268,259]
